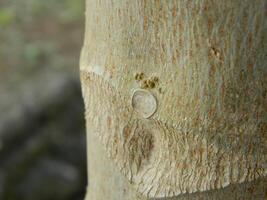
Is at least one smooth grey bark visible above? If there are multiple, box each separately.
[80,0,267,199]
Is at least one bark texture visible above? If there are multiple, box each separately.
[80,0,267,199]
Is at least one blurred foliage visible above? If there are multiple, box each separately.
[0,8,15,27]
[0,0,86,200]
[0,0,84,77]
[29,0,84,22]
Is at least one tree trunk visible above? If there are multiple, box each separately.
[80,0,267,199]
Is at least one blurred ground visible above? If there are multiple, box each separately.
[0,0,86,200]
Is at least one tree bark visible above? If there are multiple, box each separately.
[80,0,267,199]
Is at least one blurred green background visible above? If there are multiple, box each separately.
[0,0,86,200]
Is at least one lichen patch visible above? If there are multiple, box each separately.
[131,89,157,119]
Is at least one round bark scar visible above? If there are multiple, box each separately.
[131,89,157,118]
